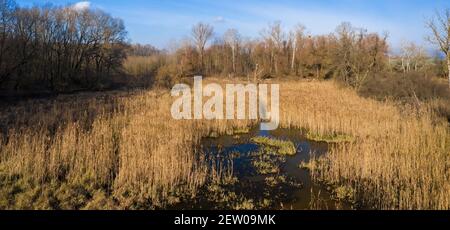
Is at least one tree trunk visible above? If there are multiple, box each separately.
[447,58,450,89]
[232,45,236,74]
[291,38,296,73]
[200,47,204,73]
[254,64,259,82]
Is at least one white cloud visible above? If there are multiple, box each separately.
[213,16,226,23]
[72,1,91,11]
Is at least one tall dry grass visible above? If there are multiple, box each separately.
[0,88,252,209]
[278,80,449,210]
[0,78,448,209]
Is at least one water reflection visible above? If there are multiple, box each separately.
[184,127,352,210]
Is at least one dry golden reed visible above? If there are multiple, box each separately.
[278,80,449,210]
[0,78,448,210]
[0,88,252,209]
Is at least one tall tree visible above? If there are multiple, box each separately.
[191,22,213,73]
[333,22,388,88]
[426,8,450,88]
[0,0,16,84]
[400,41,427,72]
[261,21,285,76]
[290,24,306,74]
[223,28,240,75]
[0,1,128,91]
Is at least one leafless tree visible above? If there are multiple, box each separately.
[0,1,128,91]
[0,0,16,84]
[191,22,213,72]
[290,24,306,73]
[426,8,450,88]
[261,21,286,75]
[129,43,160,56]
[400,41,427,72]
[334,22,388,88]
[223,28,240,75]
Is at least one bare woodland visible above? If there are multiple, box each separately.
[0,0,449,94]
[0,0,127,91]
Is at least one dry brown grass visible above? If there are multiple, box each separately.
[0,87,252,209]
[0,78,448,210]
[278,80,449,210]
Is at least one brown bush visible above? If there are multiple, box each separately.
[358,71,450,102]
[155,64,182,88]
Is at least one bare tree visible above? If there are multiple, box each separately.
[191,22,213,72]
[223,28,240,75]
[129,43,159,56]
[426,8,450,88]
[0,0,16,84]
[261,21,285,75]
[0,1,128,91]
[334,22,388,88]
[400,41,427,72]
[290,24,306,73]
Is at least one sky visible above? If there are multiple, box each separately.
[16,0,450,53]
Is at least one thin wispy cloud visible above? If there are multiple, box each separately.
[213,16,226,23]
[72,1,91,11]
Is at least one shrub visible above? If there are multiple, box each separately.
[358,72,450,102]
[155,64,181,88]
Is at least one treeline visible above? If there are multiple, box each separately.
[140,21,446,91]
[155,21,390,89]
[0,0,127,92]
[128,44,160,57]
[1,0,448,95]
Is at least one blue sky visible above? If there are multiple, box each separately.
[16,0,450,52]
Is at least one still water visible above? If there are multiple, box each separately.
[175,127,351,210]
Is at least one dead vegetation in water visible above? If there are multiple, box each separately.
[252,155,281,175]
[251,136,297,155]
[306,132,354,143]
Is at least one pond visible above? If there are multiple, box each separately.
[174,126,352,210]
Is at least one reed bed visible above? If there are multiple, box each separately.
[0,78,448,210]
[0,88,252,209]
[278,81,449,210]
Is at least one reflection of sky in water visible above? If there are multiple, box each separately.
[200,126,351,210]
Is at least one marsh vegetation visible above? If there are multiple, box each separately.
[0,78,448,210]
[0,0,450,210]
